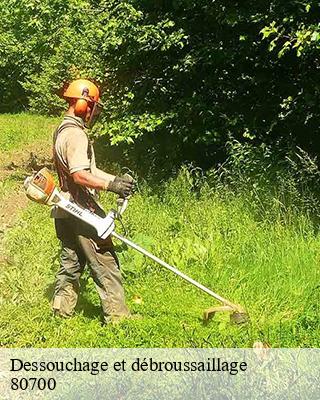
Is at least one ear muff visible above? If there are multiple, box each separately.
[74,98,88,116]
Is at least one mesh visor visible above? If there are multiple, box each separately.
[86,101,103,128]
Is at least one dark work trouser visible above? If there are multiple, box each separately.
[53,217,130,322]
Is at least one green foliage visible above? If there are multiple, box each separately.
[260,3,320,57]
[2,0,320,166]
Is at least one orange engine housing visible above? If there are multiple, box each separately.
[32,168,56,197]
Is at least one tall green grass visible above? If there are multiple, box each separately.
[1,168,319,347]
[0,114,319,347]
[0,113,59,154]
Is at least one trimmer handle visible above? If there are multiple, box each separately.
[116,173,134,216]
[117,197,128,216]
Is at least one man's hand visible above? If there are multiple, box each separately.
[107,176,134,198]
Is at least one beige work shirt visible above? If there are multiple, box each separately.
[51,115,99,218]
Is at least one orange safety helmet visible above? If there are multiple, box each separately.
[63,79,103,127]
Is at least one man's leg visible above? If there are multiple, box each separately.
[77,235,130,323]
[52,219,86,317]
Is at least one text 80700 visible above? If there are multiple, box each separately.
[11,378,56,391]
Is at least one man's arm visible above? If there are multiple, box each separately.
[92,167,116,186]
[72,170,109,190]
[72,170,133,198]
[66,131,133,197]
[66,130,115,190]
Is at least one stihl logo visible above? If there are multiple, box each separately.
[66,203,83,217]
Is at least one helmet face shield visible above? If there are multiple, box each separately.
[85,101,103,128]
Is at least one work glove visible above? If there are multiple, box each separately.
[107,175,134,198]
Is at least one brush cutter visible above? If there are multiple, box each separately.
[24,168,248,324]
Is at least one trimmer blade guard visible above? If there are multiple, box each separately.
[203,305,249,325]
[230,312,249,325]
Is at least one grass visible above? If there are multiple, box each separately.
[0,114,319,348]
[0,113,59,154]
[0,112,59,199]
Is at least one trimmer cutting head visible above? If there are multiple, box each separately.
[203,305,249,325]
[230,312,249,325]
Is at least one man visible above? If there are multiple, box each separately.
[52,78,133,324]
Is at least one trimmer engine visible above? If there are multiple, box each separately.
[24,168,57,205]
